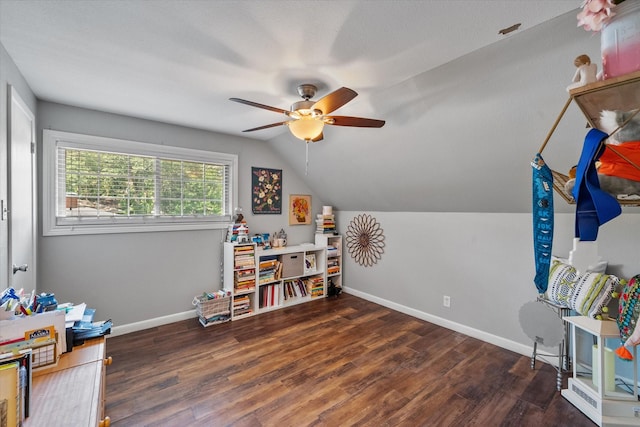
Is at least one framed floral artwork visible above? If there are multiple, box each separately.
[289,194,311,225]
[252,167,282,214]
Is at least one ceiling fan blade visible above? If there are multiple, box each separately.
[312,87,357,114]
[229,98,290,115]
[325,116,385,128]
[242,121,289,132]
[311,132,324,142]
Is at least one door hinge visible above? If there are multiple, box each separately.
[0,200,5,221]
[31,142,35,154]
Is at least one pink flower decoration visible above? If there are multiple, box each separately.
[577,0,617,31]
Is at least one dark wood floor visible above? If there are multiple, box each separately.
[105,294,594,426]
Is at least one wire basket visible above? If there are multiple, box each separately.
[194,295,231,327]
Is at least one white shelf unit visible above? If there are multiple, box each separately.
[562,316,640,426]
[223,242,257,320]
[315,234,342,294]
[224,242,326,320]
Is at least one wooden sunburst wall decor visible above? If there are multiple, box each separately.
[345,214,385,267]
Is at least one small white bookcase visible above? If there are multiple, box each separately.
[562,316,640,426]
[223,242,327,320]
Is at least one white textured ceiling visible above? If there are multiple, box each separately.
[0,0,578,140]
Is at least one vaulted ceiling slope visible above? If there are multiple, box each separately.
[1,1,593,213]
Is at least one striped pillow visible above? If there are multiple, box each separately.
[547,259,619,318]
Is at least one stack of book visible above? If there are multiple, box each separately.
[232,295,251,317]
[306,277,324,298]
[315,214,336,234]
[327,259,340,275]
[234,268,255,292]
[234,245,255,268]
[258,256,281,284]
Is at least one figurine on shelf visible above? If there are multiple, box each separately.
[566,54,598,92]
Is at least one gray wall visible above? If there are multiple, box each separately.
[336,210,640,374]
[37,101,325,325]
[337,211,640,348]
[0,43,37,288]
[266,11,605,215]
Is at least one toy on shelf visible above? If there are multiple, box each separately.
[566,54,598,92]
[236,223,250,243]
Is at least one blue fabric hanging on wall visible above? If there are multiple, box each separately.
[532,153,554,294]
[571,128,621,241]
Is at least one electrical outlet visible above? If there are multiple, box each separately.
[443,295,451,308]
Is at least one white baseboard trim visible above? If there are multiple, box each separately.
[343,286,537,361]
[108,289,539,365]
[108,309,197,338]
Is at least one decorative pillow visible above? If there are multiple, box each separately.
[551,255,607,274]
[547,259,620,318]
[617,275,640,349]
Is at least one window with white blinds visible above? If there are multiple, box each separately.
[43,130,237,236]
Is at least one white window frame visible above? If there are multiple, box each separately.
[43,129,238,236]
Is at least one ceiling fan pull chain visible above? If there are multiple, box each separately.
[305,141,309,175]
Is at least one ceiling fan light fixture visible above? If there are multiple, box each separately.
[288,116,325,141]
[230,84,384,141]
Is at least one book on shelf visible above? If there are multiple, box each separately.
[283,280,304,300]
[234,282,255,290]
[259,284,279,308]
[235,261,255,269]
[315,218,336,233]
[0,360,20,427]
[235,241,253,245]
[296,279,308,297]
[309,290,323,298]
[316,213,335,220]
[234,244,254,251]
[259,274,274,284]
[259,259,278,269]
[304,254,316,272]
[283,281,290,300]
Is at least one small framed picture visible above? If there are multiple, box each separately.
[252,167,282,214]
[289,194,311,225]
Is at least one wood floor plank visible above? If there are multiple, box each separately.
[105,293,594,426]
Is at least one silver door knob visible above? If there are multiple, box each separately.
[12,264,28,274]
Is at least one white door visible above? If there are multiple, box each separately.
[8,86,37,292]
